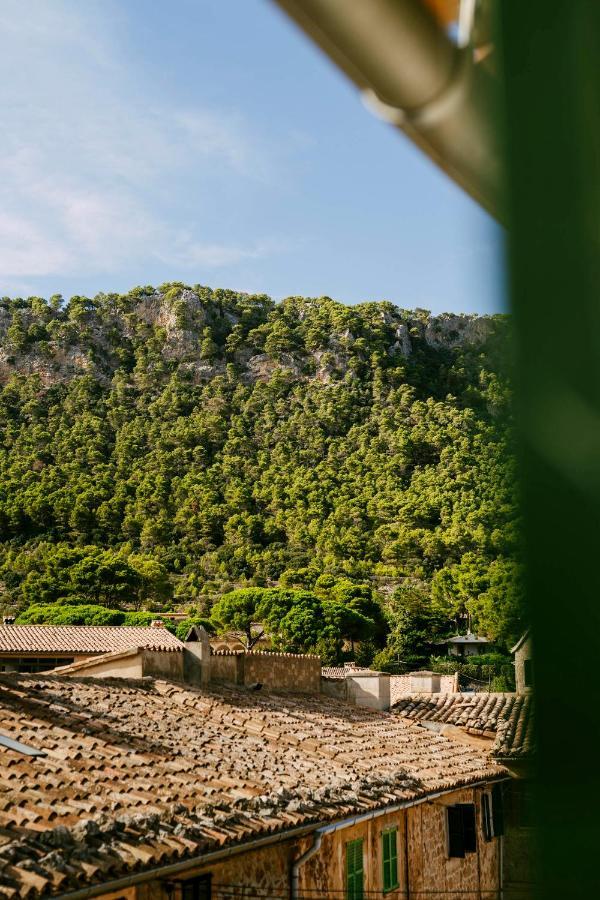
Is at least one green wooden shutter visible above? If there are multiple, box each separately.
[346,838,364,900]
[382,828,399,892]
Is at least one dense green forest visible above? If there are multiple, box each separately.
[0,283,524,667]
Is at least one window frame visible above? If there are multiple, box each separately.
[446,803,477,858]
[481,793,493,842]
[381,827,399,893]
[178,874,212,900]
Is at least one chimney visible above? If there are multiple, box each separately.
[150,620,165,628]
[184,625,211,687]
[2,616,15,625]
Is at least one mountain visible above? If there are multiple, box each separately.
[0,284,523,654]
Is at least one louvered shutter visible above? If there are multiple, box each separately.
[382,828,398,891]
[346,839,364,900]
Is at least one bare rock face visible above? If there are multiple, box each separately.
[0,286,504,391]
[391,323,412,357]
[247,352,303,382]
[424,314,494,349]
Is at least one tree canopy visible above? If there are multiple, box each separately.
[0,284,524,661]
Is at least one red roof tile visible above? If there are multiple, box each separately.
[0,626,183,654]
[0,674,506,897]
[393,692,534,759]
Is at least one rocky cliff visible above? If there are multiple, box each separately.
[0,284,505,388]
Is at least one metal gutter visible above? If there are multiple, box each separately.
[270,0,503,221]
[55,777,508,900]
[53,822,319,900]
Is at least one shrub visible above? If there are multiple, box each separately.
[428,653,515,690]
[15,604,125,625]
[121,611,175,633]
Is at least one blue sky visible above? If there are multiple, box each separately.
[0,0,504,314]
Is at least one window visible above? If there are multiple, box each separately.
[491,784,505,837]
[447,804,477,857]
[382,828,399,892]
[346,838,364,900]
[180,875,211,900]
[524,658,533,687]
[482,785,505,841]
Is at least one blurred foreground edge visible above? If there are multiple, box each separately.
[270,0,503,220]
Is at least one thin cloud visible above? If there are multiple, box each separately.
[0,0,285,283]
[160,237,282,269]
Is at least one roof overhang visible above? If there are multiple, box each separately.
[270,0,502,220]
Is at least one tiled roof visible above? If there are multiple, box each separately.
[393,693,534,759]
[0,625,184,654]
[321,667,346,678]
[446,633,490,644]
[0,675,505,897]
[492,696,535,760]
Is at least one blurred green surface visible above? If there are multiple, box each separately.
[500,2,600,896]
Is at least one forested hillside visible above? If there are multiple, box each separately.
[0,284,524,663]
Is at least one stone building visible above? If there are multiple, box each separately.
[394,690,535,898]
[0,672,508,899]
[0,623,184,673]
[512,631,533,694]
[445,632,491,657]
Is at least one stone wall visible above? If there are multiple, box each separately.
[301,785,500,900]
[244,652,320,693]
[300,809,406,899]
[209,650,320,693]
[136,840,294,900]
[514,635,533,694]
[142,649,184,681]
[406,786,500,900]
[321,675,349,701]
[120,784,502,900]
[390,673,458,703]
[209,652,243,685]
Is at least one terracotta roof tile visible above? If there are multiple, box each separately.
[393,692,534,759]
[0,674,505,897]
[0,626,183,654]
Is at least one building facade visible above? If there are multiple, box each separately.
[0,623,184,672]
[124,784,503,900]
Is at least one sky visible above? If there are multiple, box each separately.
[0,0,505,315]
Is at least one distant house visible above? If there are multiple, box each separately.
[445,632,491,657]
[0,623,184,673]
[512,630,533,693]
